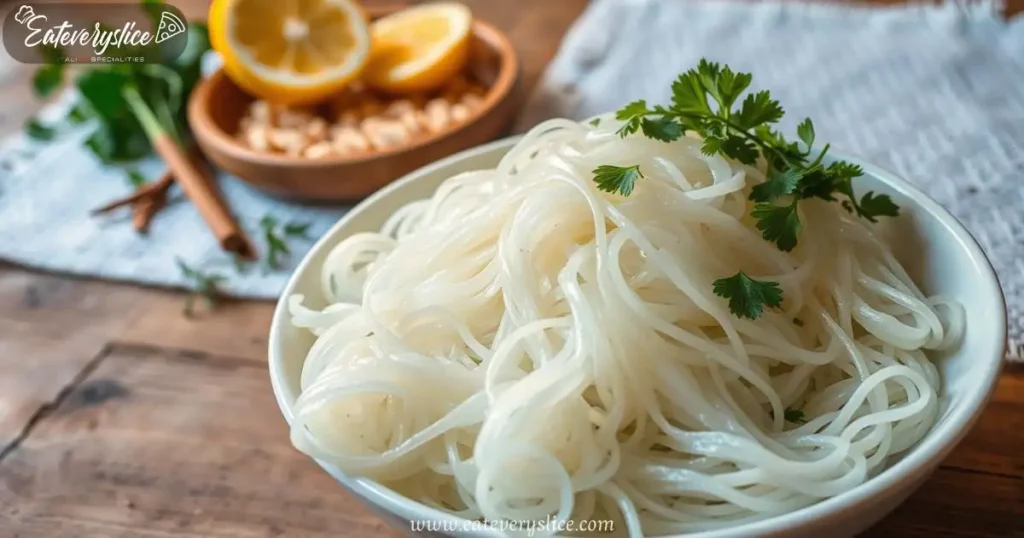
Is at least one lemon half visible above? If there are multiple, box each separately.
[363,3,473,95]
[210,0,371,105]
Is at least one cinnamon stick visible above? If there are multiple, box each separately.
[151,134,255,259]
[91,172,174,214]
[132,179,168,233]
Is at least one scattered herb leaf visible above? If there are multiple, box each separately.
[588,118,601,127]
[784,408,807,424]
[24,118,56,141]
[769,407,808,424]
[712,271,784,320]
[127,170,147,188]
[176,258,226,317]
[592,164,643,197]
[258,215,314,271]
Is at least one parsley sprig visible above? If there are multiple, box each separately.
[594,60,900,319]
[258,215,313,271]
[176,258,226,317]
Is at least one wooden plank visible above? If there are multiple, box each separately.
[940,367,1024,479]
[0,344,401,538]
[0,266,145,450]
[3,344,1022,537]
[873,467,1024,536]
[116,294,275,363]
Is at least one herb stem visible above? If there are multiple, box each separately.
[122,85,165,141]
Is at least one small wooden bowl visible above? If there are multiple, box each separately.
[187,14,520,201]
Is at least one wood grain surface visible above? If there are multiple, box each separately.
[1,1,1023,537]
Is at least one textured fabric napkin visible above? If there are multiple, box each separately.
[519,0,1024,359]
[0,0,1022,356]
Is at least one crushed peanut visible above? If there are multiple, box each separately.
[236,74,487,159]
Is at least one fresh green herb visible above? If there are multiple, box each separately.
[770,407,807,424]
[606,59,899,249]
[589,118,601,127]
[593,164,644,197]
[784,408,806,424]
[599,60,901,319]
[176,258,226,317]
[126,170,147,188]
[232,254,251,275]
[712,271,783,320]
[27,10,210,164]
[793,318,805,327]
[31,46,66,98]
[24,118,56,141]
[32,65,64,98]
[259,215,314,271]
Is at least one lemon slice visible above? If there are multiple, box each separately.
[209,0,370,105]
[363,3,472,95]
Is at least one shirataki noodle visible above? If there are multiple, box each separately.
[287,116,964,537]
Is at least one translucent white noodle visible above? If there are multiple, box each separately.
[288,118,963,537]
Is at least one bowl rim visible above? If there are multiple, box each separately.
[268,136,1007,538]
[187,15,519,169]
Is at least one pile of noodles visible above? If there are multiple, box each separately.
[287,116,964,537]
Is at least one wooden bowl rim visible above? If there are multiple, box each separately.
[187,16,519,169]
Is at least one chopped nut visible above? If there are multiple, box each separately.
[305,118,329,143]
[331,125,371,153]
[268,128,307,155]
[422,98,451,132]
[242,124,271,152]
[451,103,472,123]
[303,141,334,159]
[274,107,311,129]
[362,118,409,150]
[336,111,361,129]
[398,111,422,136]
[248,100,271,124]
[460,93,483,110]
[359,99,385,119]
[384,99,417,118]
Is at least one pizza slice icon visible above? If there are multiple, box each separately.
[155,11,186,44]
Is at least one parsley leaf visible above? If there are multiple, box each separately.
[752,202,801,252]
[589,118,601,127]
[641,117,684,142]
[733,91,784,130]
[127,170,146,188]
[176,258,226,317]
[712,271,784,320]
[24,118,56,141]
[593,164,644,196]
[671,71,711,115]
[858,191,900,222]
[32,64,64,98]
[258,214,314,271]
[750,168,801,202]
[615,100,649,136]
[720,136,759,165]
[796,118,815,149]
[784,408,807,424]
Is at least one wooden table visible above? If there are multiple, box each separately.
[1,1,1022,536]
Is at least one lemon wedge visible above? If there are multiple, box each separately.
[363,3,472,95]
[209,0,371,105]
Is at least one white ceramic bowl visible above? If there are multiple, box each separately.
[268,137,1006,538]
